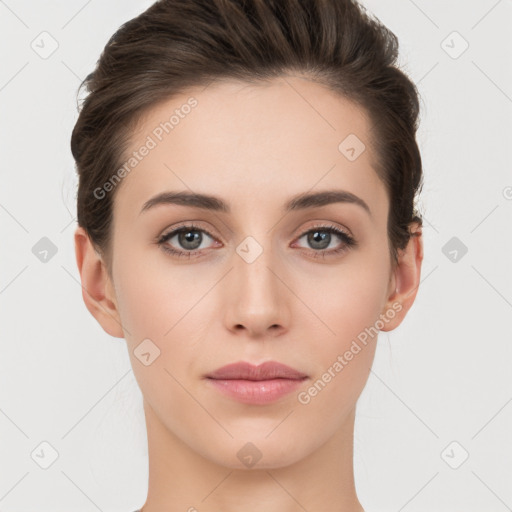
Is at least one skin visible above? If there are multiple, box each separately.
[74,75,423,512]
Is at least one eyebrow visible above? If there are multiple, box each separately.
[140,189,371,217]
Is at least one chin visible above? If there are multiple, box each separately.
[198,436,313,471]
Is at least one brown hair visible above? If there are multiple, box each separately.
[71,0,423,273]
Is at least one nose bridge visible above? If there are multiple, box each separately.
[225,230,289,333]
[234,232,279,299]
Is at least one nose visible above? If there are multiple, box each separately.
[223,236,291,338]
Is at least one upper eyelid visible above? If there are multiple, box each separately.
[159,223,214,241]
[159,223,353,244]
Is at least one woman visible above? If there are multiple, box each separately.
[71,0,424,510]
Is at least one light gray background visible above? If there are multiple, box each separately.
[1,1,511,511]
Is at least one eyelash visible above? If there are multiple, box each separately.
[156,222,357,260]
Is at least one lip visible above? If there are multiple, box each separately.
[206,361,308,381]
[205,361,308,405]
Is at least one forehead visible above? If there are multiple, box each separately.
[113,75,387,220]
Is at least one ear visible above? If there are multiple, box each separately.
[380,222,424,332]
[74,226,125,338]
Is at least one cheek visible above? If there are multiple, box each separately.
[113,245,199,338]
[112,251,216,383]
[112,257,208,405]
[327,272,387,340]
[295,252,390,397]
[302,255,390,343]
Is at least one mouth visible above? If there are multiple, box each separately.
[205,361,308,405]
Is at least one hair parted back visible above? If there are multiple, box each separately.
[71,0,423,272]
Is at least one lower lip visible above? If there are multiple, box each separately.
[206,377,307,405]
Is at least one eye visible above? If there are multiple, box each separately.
[293,224,357,258]
[156,222,357,259]
[156,223,219,259]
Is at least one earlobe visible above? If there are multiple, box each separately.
[380,223,424,332]
[74,226,125,338]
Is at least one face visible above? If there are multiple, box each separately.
[87,76,414,469]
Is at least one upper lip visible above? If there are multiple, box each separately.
[206,361,308,381]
